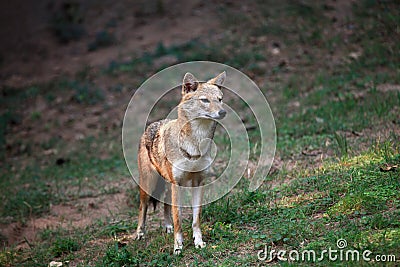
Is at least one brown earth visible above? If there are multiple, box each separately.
[0,0,220,88]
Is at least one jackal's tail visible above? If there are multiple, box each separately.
[149,196,158,211]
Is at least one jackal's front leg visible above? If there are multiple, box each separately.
[192,186,206,248]
[171,184,183,254]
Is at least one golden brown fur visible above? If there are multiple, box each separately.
[135,72,226,254]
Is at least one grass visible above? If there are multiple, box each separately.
[0,134,128,224]
[70,81,105,105]
[49,1,85,43]
[88,30,117,52]
[1,0,400,266]
[50,237,81,257]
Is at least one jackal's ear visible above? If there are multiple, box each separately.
[207,71,226,86]
[182,72,198,95]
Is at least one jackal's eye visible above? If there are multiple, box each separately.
[217,97,222,102]
[200,98,210,103]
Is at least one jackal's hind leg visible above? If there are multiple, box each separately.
[136,189,149,240]
[164,203,173,234]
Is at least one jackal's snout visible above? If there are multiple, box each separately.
[204,101,226,120]
[206,109,225,120]
[218,109,226,119]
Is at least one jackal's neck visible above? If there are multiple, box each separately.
[177,116,216,145]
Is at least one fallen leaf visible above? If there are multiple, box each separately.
[380,164,398,172]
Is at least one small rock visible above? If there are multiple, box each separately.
[44,149,58,155]
[271,47,280,55]
[49,261,63,267]
[349,51,362,60]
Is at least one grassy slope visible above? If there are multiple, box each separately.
[1,0,399,266]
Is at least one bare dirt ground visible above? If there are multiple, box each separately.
[1,192,125,246]
[0,0,220,88]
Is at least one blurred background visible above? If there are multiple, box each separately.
[1,0,399,265]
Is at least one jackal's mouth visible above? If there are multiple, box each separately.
[204,113,225,120]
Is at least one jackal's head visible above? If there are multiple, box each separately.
[179,72,226,120]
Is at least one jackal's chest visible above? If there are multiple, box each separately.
[171,156,212,185]
[170,140,213,183]
[165,119,216,182]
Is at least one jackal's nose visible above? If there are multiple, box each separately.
[218,109,226,118]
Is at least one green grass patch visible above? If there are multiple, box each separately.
[0,135,129,223]
[50,237,81,257]
[1,181,53,222]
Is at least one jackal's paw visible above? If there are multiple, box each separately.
[135,231,145,240]
[194,240,206,249]
[165,224,173,234]
[173,244,183,255]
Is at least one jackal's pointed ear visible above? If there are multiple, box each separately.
[207,71,226,86]
[182,72,198,95]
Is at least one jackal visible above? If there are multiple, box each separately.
[136,71,226,254]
